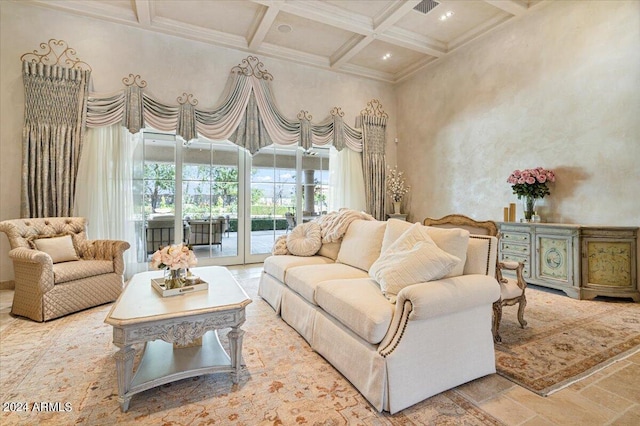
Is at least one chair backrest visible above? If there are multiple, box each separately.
[285,212,296,228]
[424,214,498,237]
[0,217,87,250]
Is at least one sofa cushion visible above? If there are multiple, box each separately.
[263,255,334,282]
[336,220,387,272]
[287,222,322,256]
[285,264,369,305]
[316,278,394,345]
[423,226,470,278]
[318,240,341,260]
[380,219,413,253]
[369,223,461,301]
[33,235,79,263]
[53,260,114,284]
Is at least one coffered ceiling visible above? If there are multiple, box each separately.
[26,0,544,83]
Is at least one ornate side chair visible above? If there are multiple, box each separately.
[285,212,297,233]
[0,217,130,322]
[423,214,527,342]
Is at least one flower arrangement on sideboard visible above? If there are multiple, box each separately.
[507,167,556,221]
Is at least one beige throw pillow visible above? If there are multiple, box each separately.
[33,235,79,263]
[369,223,461,301]
[286,222,322,256]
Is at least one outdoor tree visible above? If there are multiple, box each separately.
[144,163,175,213]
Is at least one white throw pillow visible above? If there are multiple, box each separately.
[381,220,469,278]
[33,235,79,263]
[336,220,387,271]
[286,222,322,256]
[369,223,461,301]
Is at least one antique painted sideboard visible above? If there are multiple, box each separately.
[498,223,638,301]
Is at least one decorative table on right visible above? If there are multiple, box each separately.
[498,223,638,301]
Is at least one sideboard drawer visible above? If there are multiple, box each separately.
[500,241,530,255]
[501,231,530,243]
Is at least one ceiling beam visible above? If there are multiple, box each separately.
[330,34,375,69]
[483,0,528,16]
[133,0,152,26]
[372,0,422,33]
[248,2,283,51]
[330,0,420,69]
[252,0,372,35]
[378,27,446,57]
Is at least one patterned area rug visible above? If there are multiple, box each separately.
[0,277,503,425]
[495,285,640,396]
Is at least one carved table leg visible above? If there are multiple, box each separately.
[114,344,136,412]
[228,326,245,384]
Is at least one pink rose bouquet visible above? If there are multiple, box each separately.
[150,243,198,270]
[507,167,556,199]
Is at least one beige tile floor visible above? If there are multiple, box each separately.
[1,263,638,425]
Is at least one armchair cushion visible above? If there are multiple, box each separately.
[53,260,114,284]
[33,235,78,263]
[500,278,525,300]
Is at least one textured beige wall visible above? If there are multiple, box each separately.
[0,2,396,282]
[395,0,639,227]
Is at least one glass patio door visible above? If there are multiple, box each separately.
[181,139,243,266]
[142,132,244,266]
[142,132,330,266]
[244,144,330,264]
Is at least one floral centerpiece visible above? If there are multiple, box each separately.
[150,243,198,289]
[386,166,410,214]
[507,167,556,221]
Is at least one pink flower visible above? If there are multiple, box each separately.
[507,167,555,199]
[149,243,198,270]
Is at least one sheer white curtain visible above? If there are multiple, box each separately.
[328,146,366,212]
[75,124,144,278]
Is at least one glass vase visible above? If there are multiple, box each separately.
[522,196,537,222]
[164,268,187,289]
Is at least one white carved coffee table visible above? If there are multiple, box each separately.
[104,266,252,412]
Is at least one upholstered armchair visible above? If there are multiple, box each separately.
[423,214,527,343]
[0,217,130,322]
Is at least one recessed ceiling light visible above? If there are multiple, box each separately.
[382,53,392,60]
[439,11,454,21]
[277,24,293,33]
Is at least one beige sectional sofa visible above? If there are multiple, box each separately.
[258,218,501,414]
